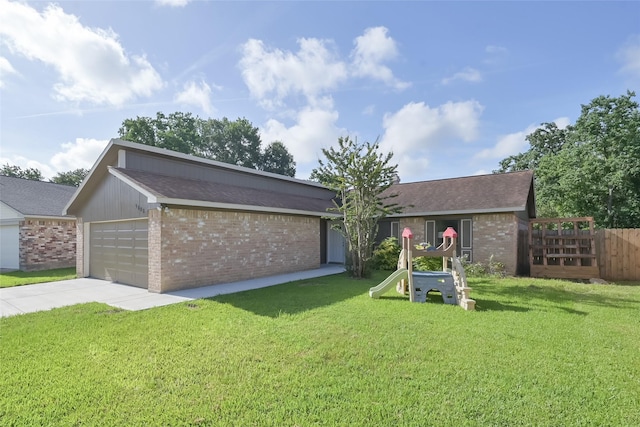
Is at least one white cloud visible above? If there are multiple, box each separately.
[350,26,410,90]
[0,154,55,179]
[0,56,18,88]
[174,80,215,115]
[239,38,348,108]
[50,138,109,172]
[474,117,570,160]
[485,45,508,54]
[379,100,484,181]
[617,35,640,80]
[0,1,164,106]
[1,138,108,180]
[441,67,482,85]
[260,97,347,177]
[380,100,484,154]
[155,0,191,7]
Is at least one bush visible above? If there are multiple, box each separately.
[460,254,506,278]
[371,237,401,270]
[413,256,443,271]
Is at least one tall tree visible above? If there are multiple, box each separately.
[0,163,44,180]
[118,112,201,155]
[50,168,89,187]
[495,122,571,173]
[566,91,640,228]
[118,113,296,176]
[261,141,296,177]
[494,91,640,228]
[198,117,262,169]
[311,136,401,278]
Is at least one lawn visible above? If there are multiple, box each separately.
[0,267,76,288]
[1,272,639,426]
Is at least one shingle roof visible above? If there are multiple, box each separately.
[383,171,535,216]
[0,175,77,217]
[112,168,337,214]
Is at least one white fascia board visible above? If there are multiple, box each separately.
[107,167,159,201]
[387,206,526,218]
[156,197,341,218]
[23,215,76,221]
[1,218,21,225]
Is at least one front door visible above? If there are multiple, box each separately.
[327,223,346,264]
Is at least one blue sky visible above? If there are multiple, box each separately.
[1,0,638,183]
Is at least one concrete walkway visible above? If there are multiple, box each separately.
[0,265,346,318]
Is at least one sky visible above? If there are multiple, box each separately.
[1,0,639,183]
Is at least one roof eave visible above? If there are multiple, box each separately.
[156,197,340,218]
[387,206,528,218]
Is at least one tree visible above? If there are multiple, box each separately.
[0,163,44,180]
[198,117,263,169]
[51,168,89,187]
[494,91,640,228]
[261,141,296,176]
[118,113,296,176]
[564,91,640,228]
[495,122,571,173]
[118,112,200,155]
[311,136,401,278]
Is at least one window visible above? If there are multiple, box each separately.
[390,221,400,240]
[425,220,436,247]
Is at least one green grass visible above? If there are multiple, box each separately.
[1,272,639,426]
[0,267,76,288]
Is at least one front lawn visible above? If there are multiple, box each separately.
[1,272,639,425]
[0,267,76,288]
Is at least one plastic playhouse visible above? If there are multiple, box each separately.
[369,227,475,311]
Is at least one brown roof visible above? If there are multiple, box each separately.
[383,171,535,217]
[112,168,336,214]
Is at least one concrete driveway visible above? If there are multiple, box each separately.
[0,265,345,318]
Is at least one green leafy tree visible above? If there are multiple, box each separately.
[261,141,296,177]
[311,136,401,278]
[118,113,296,176]
[561,91,640,227]
[0,163,44,180]
[119,112,200,154]
[50,168,89,187]
[198,117,262,169]
[495,122,571,173]
[494,91,640,228]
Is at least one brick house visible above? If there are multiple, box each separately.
[0,176,77,271]
[377,171,536,276]
[64,139,344,293]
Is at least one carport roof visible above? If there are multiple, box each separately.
[109,167,338,216]
[0,175,76,218]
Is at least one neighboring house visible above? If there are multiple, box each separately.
[0,176,77,271]
[64,139,345,293]
[377,171,536,276]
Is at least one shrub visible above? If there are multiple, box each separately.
[413,256,443,271]
[460,254,506,278]
[371,237,401,270]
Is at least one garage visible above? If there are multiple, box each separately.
[0,223,19,270]
[90,219,148,288]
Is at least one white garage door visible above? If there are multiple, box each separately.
[90,219,148,288]
[0,224,19,270]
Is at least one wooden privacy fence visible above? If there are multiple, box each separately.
[596,229,640,281]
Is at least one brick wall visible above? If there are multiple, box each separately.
[472,213,518,275]
[151,208,321,293]
[19,218,76,271]
[399,218,426,243]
